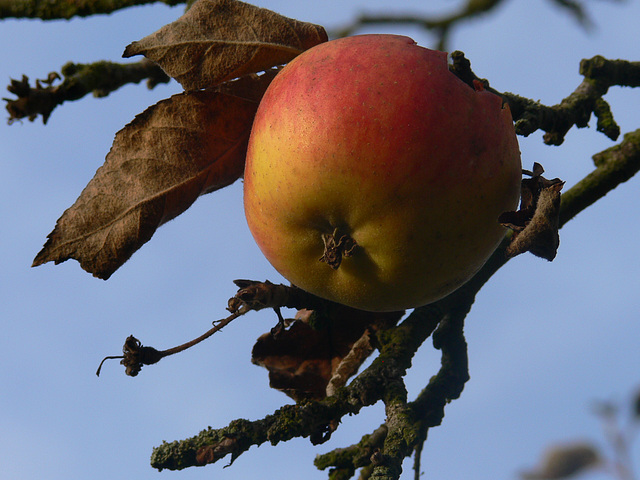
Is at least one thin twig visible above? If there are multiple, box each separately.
[330,0,505,50]
[96,311,241,376]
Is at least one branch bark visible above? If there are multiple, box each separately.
[559,128,640,226]
[450,52,640,146]
[0,0,184,20]
[5,59,170,124]
[507,56,640,144]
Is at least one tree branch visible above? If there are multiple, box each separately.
[314,425,388,479]
[330,0,616,51]
[150,245,504,474]
[368,308,471,480]
[4,59,170,124]
[155,125,640,477]
[0,0,184,20]
[450,52,639,145]
[150,295,448,471]
[559,128,640,226]
[331,0,505,51]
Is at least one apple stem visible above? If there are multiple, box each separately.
[320,227,358,269]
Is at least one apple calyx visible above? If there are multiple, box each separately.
[319,228,358,269]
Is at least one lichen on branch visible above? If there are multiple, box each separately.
[450,52,638,146]
[560,128,640,226]
[5,59,169,124]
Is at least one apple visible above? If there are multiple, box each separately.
[243,34,521,312]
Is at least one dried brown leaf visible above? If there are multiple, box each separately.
[251,308,401,401]
[33,89,260,279]
[499,163,564,261]
[123,0,328,91]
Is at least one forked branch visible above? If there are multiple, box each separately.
[450,52,640,145]
[149,127,640,478]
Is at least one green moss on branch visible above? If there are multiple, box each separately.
[451,52,637,146]
[560,128,640,226]
[5,59,169,124]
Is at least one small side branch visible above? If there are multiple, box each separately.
[5,59,170,124]
[560,128,640,226]
[369,293,471,479]
[580,55,640,88]
[410,308,469,432]
[450,52,638,145]
[331,0,505,50]
[314,425,388,479]
[313,295,473,480]
[151,399,362,471]
[227,279,334,315]
[0,0,184,20]
[507,56,640,144]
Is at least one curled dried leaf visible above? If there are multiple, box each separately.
[33,89,259,279]
[252,307,401,401]
[499,163,564,261]
[123,0,328,91]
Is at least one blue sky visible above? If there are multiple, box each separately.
[1,1,639,479]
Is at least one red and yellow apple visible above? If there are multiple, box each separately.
[243,34,521,312]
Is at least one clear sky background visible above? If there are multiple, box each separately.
[1,1,639,479]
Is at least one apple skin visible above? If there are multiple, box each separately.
[243,34,521,312]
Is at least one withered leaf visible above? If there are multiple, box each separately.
[252,308,402,402]
[123,0,328,91]
[33,88,260,279]
[506,181,563,260]
[499,163,564,261]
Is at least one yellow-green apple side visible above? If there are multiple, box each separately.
[244,34,521,312]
